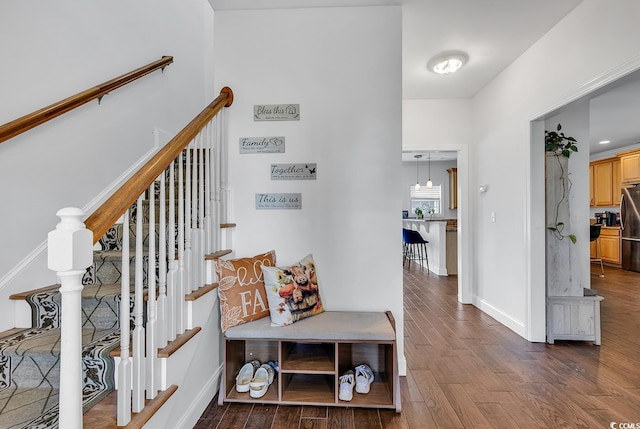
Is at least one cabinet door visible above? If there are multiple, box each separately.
[447,168,457,210]
[594,162,613,207]
[590,239,597,258]
[600,235,621,264]
[589,164,595,207]
[621,154,640,184]
[613,159,622,206]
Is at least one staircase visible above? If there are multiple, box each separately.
[0,87,235,428]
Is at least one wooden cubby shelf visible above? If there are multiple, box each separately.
[219,311,400,412]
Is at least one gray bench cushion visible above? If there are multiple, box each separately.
[224,311,396,341]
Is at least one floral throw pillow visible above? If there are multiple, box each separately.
[214,250,275,332]
[261,254,324,327]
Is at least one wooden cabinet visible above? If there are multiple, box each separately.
[590,227,621,266]
[589,164,595,206]
[613,159,621,205]
[447,168,457,210]
[590,157,621,207]
[620,150,640,184]
[220,312,399,411]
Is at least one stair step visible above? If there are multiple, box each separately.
[14,283,136,330]
[82,385,178,429]
[0,327,119,428]
[185,283,218,301]
[205,249,232,260]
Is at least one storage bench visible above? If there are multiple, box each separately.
[219,311,400,412]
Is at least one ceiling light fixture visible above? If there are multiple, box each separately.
[599,140,611,145]
[428,51,468,75]
[414,154,422,191]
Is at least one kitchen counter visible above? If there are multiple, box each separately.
[403,219,452,275]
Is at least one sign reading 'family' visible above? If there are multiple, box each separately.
[271,163,317,180]
[255,193,302,210]
[239,136,285,154]
[254,104,300,121]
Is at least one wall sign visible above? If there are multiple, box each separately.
[271,163,316,180]
[254,104,300,121]
[239,136,285,154]
[255,193,302,210]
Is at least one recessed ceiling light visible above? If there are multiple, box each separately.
[599,140,611,145]
[428,51,468,75]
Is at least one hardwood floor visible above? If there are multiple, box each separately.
[196,266,640,428]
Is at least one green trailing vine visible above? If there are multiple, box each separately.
[546,123,578,244]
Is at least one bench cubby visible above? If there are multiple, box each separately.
[219,311,400,412]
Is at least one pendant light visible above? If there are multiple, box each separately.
[426,152,433,189]
[414,154,422,191]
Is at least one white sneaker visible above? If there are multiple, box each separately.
[339,370,355,401]
[355,364,374,394]
[235,359,260,392]
[250,367,272,398]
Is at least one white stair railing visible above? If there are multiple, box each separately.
[50,88,232,427]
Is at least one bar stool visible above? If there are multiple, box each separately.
[590,224,604,277]
[402,228,429,272]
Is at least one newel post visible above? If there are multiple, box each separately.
[48,207,93,429]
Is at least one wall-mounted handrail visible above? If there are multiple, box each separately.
[0,56,174,145]
[84,86,234,243]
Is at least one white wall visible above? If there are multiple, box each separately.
[0,0,215,325]
[402,159,458,219]
[471,0,640,341]
[213,6,405,371]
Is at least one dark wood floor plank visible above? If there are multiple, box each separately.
[327,407,355,429]
[300,417,328,429]
[353,408,381,429]
[215,403,253,429]
[271,405,303,429]
[378,409,410,429]
[244,404,277,429]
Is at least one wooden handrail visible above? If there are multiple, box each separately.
[0,56,174,145]
[84,86,234,243]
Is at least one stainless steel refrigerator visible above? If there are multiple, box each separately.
[621,186,640,271]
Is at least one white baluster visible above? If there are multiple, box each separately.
[213,115,222,251]
[118,209,132,426]
[167,160,177,341]
[177,152,185,335]
[192,134,201,293]
[199,132,206,289]
[132,195,146,412]
[158,170,168,348]
[146,182,157,398]
[185,145,193,296]
[48,207,93,429]
[204,122,213,255]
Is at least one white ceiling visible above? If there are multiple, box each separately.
[210,0,640,157]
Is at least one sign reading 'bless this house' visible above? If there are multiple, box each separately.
[271,163,316,180]
[253,104,300,121]
[239,137,285,154]
[255,193,302,210]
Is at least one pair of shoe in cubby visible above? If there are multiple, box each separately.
[235,359,278,398]
[339,364,374,401]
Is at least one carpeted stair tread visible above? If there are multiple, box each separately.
[0,327,120,428]
[0,386,59,429]
[24,284,138,330]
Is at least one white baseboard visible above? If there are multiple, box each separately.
[474,296,526,338]
[176,364,223,429]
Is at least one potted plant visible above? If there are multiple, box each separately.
[545,123,578,243]
[414,207,423,219]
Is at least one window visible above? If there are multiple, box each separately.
[410,185,441,215]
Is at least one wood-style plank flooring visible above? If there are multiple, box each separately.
[195,266,640,428]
